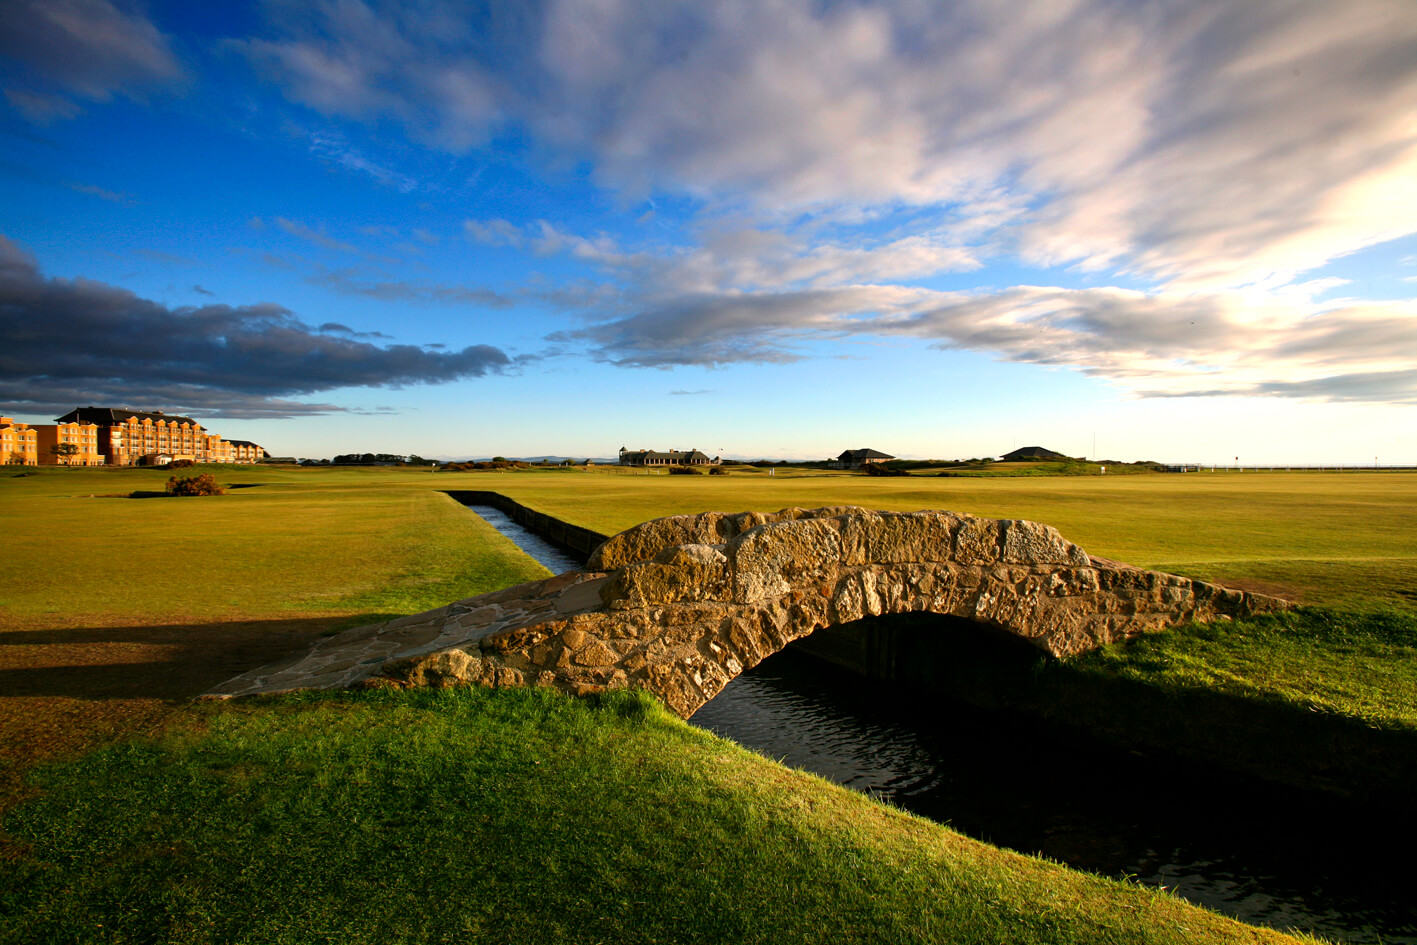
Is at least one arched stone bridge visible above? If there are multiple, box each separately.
[208,507,1289,717]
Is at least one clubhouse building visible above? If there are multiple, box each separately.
[618,447,719,467]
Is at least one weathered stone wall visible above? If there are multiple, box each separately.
[208,507,1289,717]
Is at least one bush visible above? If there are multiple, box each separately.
[166,473,224,496]
[166,458,195,469]
[667,465,700,475]
[708,465,728,475]
[861,463,908,477]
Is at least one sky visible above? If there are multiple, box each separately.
[2,0,1415,464]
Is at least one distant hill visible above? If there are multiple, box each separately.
[1000,446,1072,462]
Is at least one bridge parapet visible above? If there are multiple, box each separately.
[208,507,1288,717]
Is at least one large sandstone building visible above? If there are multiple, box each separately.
[29,407,269,466]
[1,416,38,465]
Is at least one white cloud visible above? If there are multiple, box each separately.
[240,0,1417,294]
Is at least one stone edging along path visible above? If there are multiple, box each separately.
[208,505,1288,718]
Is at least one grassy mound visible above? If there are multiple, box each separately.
[0,686,1309,945]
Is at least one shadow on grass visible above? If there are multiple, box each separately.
[0,615,389,799]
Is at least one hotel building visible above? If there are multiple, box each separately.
[1,416,38,465]
[51,407,266,466]
[34,421,104,465]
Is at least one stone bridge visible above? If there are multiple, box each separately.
[208,507,1289,717]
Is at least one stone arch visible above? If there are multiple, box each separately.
[208,507,1288,717]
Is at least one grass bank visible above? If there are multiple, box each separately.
[0,685,1312,945]
[862,608,1417,800]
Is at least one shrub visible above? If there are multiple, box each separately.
[166,473,224,496]
[667,465,700,475]
[862,463,908,477]
[708,465,728,475]
[166,458,195,469]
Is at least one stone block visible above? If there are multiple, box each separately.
[953,516,1003,565]
[731,517,842,603]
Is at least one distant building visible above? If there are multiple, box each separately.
[1000,446,1070,462]
[618,447,718,467]
[1,416,38,465]
[226,439,268,463]
[33,420,104,465]
[52,407,266,465]
[835,448,894,468]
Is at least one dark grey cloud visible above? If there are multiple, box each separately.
[1143,371,1417,405]
[550,285,922,368]
[0,234,511,418]
[0,0,187,119]
[318,321,393,340]
[546,275,1417,403]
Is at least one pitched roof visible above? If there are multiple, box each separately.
[838,448,894,460]
[56,406,202,427]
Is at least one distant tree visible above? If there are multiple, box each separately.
[51,443,80,465]
[492,456,507,463]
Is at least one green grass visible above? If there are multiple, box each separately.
[0,686,1311,945]
[0,465,550,626]
[1076,609,1417,731]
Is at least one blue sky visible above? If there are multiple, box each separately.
[2,0,1415,463]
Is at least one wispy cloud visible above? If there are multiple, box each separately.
[306,267,512,308]
[308,130,420,192]
[275,217,363,256]
[0,234,512,417]
[67,181,136,205]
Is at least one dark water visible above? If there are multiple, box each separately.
[463,502,1417,944]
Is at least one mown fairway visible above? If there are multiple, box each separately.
[6,463,1414,621]
[483,465,1417,611]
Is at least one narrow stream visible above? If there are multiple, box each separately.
[463,502,1417,944]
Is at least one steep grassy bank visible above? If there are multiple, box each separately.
[0,686,1313,945]
[865,608,1417,801]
